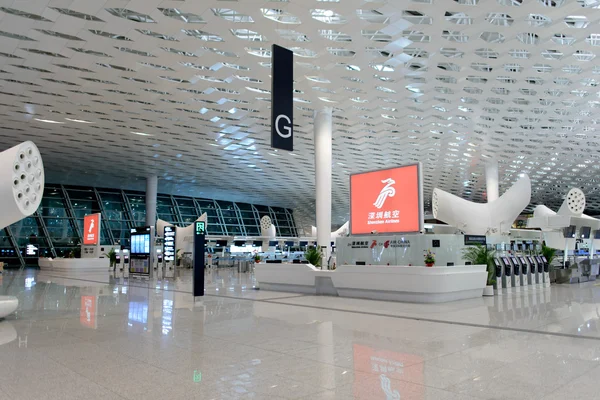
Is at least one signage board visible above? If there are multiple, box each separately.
[163,226,176,262]
[129,226,151,275]
[195,221,206,236]
[350,164,423,235]
[83,213,101,245]
[271,44,293,151]
[193,221,206,297]
[464,235,487,246]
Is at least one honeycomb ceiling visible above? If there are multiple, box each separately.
[1,0,600,231]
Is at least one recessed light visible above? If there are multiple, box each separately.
[34,118,64,124]
[65,118,93,124]
[131,131,152,136]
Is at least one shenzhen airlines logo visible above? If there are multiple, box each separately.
[88,218,95,233]
[373,178,396,209]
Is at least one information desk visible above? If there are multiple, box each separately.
[255,263,487,303]
[38,258,108,276]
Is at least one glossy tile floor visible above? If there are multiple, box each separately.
[1,268,600,400]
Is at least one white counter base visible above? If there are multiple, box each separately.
[0,296,18,318]
[255,263,488,303]
[39,258,109,276]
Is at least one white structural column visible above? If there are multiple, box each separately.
[314,107,333,268]
[146,175,158,228]
[485,160,499,203]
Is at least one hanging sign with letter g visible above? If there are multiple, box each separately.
[271,44,293,151]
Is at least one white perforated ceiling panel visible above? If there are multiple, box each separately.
[0,0,599,231]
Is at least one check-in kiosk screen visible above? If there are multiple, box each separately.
[581,226,591,239]
[595,230,600,240]
[541,256,548,263]
[131,234,151,255]
[494,259,502,277]
[510,257,520,274]
[527,256,535,266]
[502,257,511,275]
[518,256,527,273]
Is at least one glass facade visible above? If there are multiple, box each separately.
[2,184,298,267]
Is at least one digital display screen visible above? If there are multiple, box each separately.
[268,240,278,246]
[595,230,600,239]
[131,234,150,255]
[535,256,543,263]
[541,256,547,263]
[502,257,510,265]
[510,257,519,265]
[350,164,422,234]
[518,257,526,264]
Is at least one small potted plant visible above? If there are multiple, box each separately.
[305,246,322,269]
[253,253,261,263]
[424,250,435,267]
[102,248,117,270]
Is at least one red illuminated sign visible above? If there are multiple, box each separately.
[350,164,423,235]
[83,214,100,245]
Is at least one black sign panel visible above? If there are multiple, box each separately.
[464,235,487,246]
[193,221,206,297]
[271,44,293,151]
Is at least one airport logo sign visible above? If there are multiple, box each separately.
[83,213,101,245]
[374,178,396,209]
[350,164,422,235]
[271,44,293,151]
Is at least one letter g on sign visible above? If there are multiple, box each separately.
[275,114,292,138]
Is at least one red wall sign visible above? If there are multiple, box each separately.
[350,164,422,235]
[83,214,100,245]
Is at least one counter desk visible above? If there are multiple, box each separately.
[255,263,487,303]
[38,258,109,276]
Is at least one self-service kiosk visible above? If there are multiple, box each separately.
[114,249,121,272]
[511,256,525,288]
[527,256,540,286]
[493,258,504,294]
[122,248,129,272]
[501,256,514,290]
[534,256,544,286]
[540,255,550,287]
[518,256,532,287]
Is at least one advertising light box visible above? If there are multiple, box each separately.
[83,213,101,245]
[350,163,423,235]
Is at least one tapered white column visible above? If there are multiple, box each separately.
[146,175,158,228]
[314,107,332,268]
[486,160,499,203]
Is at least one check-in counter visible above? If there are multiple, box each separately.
[38,258,108,275]
[255,263,487,303]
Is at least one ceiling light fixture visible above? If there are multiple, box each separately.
[34,118,64,124]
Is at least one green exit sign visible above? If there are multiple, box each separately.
[195,221,206,235]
